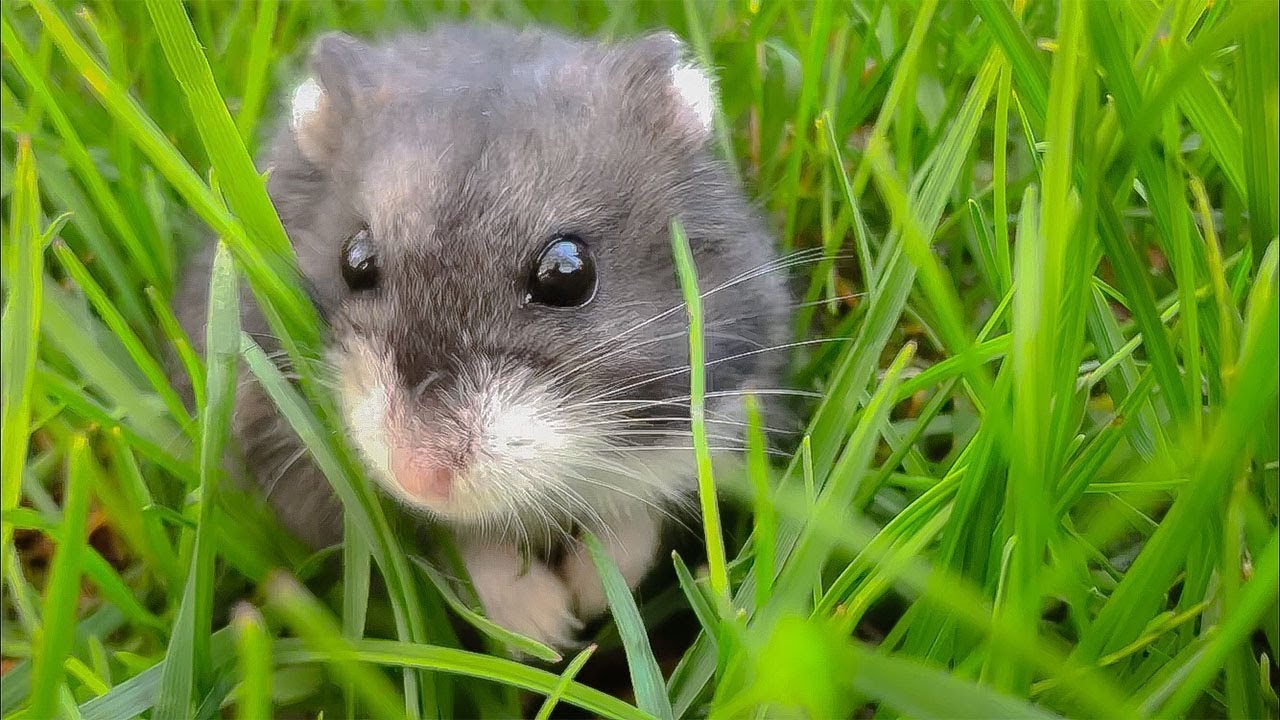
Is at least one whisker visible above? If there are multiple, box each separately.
[576,337,843,403]
[543,249,860,381]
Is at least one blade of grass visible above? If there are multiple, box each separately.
[671,551,720,642]
[0,15,164,289]
[847,640,1060,720]
[669,216,728,602]
[992,0,1086,694]
[410,556,561,663]
[274,638,655,720]
[583,530,674,720]
[29,0,320,360]
[103,428,184,584]
[668,51,1001,714]
[764,342,915,622]
[234,0,278,142]
[1145,529,1280,716]
[156,242,240,720]
[264,572,407,720]
[744,395,775,610]
[3,507,164,630]
[231,603,272,720]
[972,0,1049,126]
[1189,176,1239,390]
[36,365,192,478]
[534,645,597,720]
[39,285,183,449]
[778,0,837,248]
[992,60,1013,298]
[144,285,207,413]
[1237,18,1280,261]
[1,138,43,580]
[52,242,196,437]
[342,509,373,717]
[26,436,92,720]
[1075,242,1279,661]
[242,335,432,716]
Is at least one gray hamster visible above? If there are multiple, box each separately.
[177,23,788,648]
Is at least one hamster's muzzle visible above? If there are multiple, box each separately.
[334,335,581,520]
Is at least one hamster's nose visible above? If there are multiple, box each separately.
[389,447,453,501]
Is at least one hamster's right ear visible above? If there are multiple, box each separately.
[290,32,374,166]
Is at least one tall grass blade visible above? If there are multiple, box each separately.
[1,138,43,578]
[231,603,273,720]
[584,531,674,720]
[669,216,729,602]
[156,242,240,720]
[25,436,93,719]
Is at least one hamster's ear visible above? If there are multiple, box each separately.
[290,32,373,165]
[621,31,717,146]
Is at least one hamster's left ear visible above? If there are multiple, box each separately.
[620,31,717,146]
[290,32,375,166]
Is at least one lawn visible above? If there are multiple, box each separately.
[1,1,1278,718]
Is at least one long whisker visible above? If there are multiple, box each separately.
[577,337,843,404]
[543,249,860,380]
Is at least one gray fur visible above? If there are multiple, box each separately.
[177,23,788,552]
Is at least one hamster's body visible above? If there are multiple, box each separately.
[177,23,788,648]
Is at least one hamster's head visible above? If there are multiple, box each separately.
[266,26,787,527]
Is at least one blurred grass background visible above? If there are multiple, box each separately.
[1,0,1278,718]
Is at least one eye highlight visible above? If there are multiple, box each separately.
[527,235,596,308]
[341,227,379,291]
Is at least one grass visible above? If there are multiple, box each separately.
[1,0,1278,718]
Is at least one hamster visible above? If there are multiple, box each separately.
[177,23,789,649]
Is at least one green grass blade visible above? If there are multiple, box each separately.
[156,242,240,720]
[847,641,1060,720]
[0,15,164,289]
[265,572,407,720]
[234,0,279,142]
[766,342,915,621]
[144,285,207,412]
[671,551,720,641]
[1076,242,1279,661]
[52,242,195,436]
[26,436,93,719]
[973,0,1048,126]
[584,530,674,720]
[534,644,597,720]
[29,0,318,350]
[1145,530,1280,716]
[1,138,43,580]
[991,0,1086,693]
[669,216,729,602]
[342,510,373,716]
[274,638,654,720]
[3,507,164,630]
[410,556,561,663]
[241,335,432,716]
[1237,17,1280,260]
[744,395,775,610]
[231,603,272,720]
[1190,176,1240,389]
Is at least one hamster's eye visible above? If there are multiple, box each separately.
[341,227,379,291]
[528,236,596,308]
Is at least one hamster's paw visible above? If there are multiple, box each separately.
[559,545,609,619]
[465,545,583,651]
[559,511,662,620]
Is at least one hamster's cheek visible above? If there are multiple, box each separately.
[331,336,398,484]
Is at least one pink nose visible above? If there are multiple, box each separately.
[389,448,453,501]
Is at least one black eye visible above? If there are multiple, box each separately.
[341,227,379,291]
[527,235,596,307]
